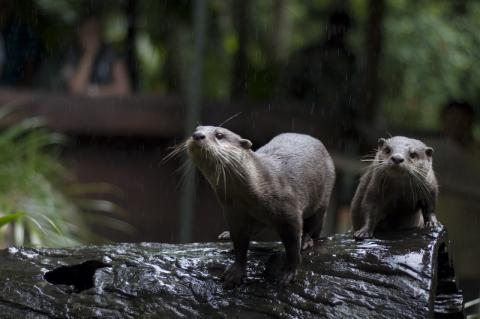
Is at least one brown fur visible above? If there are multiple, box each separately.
[186,126,335,288]
[351,136,439,239]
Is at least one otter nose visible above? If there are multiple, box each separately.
[192,132,205,141]
[391,154,404,164]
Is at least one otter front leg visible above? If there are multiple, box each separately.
[276,216,302,285]
[353,205,378,239]
[223,214,251,289]
[423,213,439,228]
[353,218,375,239]
[421,195,439,228]
[217,230,231,240]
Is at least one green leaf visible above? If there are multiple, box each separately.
[0,212,24,228]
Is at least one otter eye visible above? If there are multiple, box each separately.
[384,146,392,155]
[410,152,417,159]
[215,132,224,140]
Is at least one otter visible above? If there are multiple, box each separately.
[351,136,439,239]
[185,126,335,288]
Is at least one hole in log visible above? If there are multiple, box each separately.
[44,260,111,293]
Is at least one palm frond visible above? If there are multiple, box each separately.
[0,107,133,247]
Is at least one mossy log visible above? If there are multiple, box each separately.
[0,226,463,318]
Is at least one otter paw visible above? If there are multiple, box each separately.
[218,231,231,240]
[353,228,373,240]
[424,220,440,228]
[301,234,314,250]
[222,263,245,289]
[277,267,297,286]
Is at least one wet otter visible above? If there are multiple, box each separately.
[185,126,335,288]
[351,136,439,239]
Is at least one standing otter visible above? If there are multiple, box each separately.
[351,136,439,239]
[185,126,335,288]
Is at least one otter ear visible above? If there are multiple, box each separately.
[378,138,386,148]
[239,139,252,150]
[425,147,434,157]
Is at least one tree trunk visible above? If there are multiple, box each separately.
[231,0,250,99]
[361,0,385,124]
[179,0,208,244]
[125,0,138,90]
[0,226,463,318]
[269,0,289,62]
[269,0,290,96]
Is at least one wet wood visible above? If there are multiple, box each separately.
[0,226,463,318]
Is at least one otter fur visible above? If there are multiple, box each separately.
[351,136,440,239]
[186,126,335,288]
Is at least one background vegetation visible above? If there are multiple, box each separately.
[23,0,480,134]
[381,1,480,131]
[0,108,131,247]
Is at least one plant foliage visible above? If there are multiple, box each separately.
[0,111,131,247]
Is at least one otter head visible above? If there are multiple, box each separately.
[376,136,434,178]
[186,126,253,186]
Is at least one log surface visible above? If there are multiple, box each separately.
[0,226,463,318]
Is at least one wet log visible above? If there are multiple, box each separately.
[0,226,463,318]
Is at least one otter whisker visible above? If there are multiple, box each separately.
[408,176,417,207]
[220,149,246,180]
[221,163,227,200]
[369,161,387,175]
[214,149,235,198]
[416,176,431,199]
[381,173,389,199]
[211,149,223,186]
[174,157,190,175]
[409,169,430,200]
[361,152,378,160]
[162,141,188,164]
[177,160,196,192]
[227,152,247,176]
[218,112,242,127]
[410,165,430,185]
[362,159,385,173]
[215,159,221,185]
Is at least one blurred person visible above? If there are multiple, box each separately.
[0,0,40,86]
[442,101,475,148]
[287,9,357,144]
[431,101,480,177]
[62,15,130,96]
[428,100,480,301]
